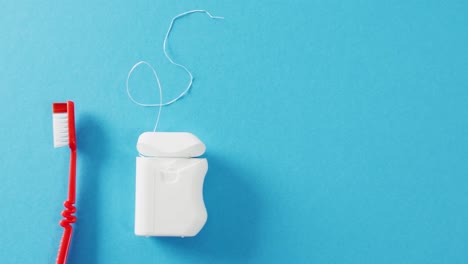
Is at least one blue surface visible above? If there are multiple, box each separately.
[1,1,468,263]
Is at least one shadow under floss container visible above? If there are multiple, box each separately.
[134,132,208,237]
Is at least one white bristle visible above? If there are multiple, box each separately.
[53,113,69,148]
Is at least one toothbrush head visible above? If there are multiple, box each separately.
[52,101,76,150]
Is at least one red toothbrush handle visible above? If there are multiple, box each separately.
[57,149,77,264]
[57,227,73,264]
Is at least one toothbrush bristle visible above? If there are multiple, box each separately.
[53,103,69,148]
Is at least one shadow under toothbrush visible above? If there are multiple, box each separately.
[67,114,110,264]
[153,153,263,262]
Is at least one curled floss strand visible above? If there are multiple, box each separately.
[126,10,224,131]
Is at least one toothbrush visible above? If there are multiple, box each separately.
[52,101,77,264]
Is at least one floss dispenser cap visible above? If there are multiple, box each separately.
[137,132,206,158]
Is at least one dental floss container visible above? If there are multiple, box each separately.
[134,132,208,237]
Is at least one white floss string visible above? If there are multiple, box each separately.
[126,10,224,132]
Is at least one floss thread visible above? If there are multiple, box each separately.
[126,10,224,131]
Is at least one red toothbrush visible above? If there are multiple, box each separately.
[52,101,77,264]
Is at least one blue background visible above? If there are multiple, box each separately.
[1,1,468,263]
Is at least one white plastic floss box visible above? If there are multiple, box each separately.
[134,132,208,237]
